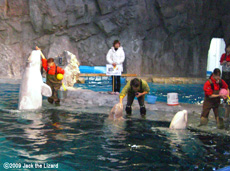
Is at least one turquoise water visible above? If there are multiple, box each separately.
[0,83,230,170]
[74,78,204,104]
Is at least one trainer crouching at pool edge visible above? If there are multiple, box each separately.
[36,46,65,105]
[119,78,150,116]
[200,68,229,129]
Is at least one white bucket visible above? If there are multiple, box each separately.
[167,93,179,106]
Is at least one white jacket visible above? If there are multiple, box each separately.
[106,47,125,65]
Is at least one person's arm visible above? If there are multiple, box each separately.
[220,54,227,65]
[117,49,125,65]
[36,46,46,59]
[57,66,65,75]
[136,81,150,98]
[106,49,113,64]
[40,52,46,59]
[220,80,229,99]
[36,46,48,71]
[106,49,116,67]
[119,96,123,104]
[41,58,48,72]
[136,91,148,98]
[222,79,228,89]
[203,81,221,98]
[209,94,221,98]
[119,82,130,104]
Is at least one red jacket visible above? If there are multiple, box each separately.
[220,53,230,63]
[204,76,228,96]
[42,58,65,75]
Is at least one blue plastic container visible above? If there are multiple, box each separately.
[147,95,157,104]
[120,77,126,84]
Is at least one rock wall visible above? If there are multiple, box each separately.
[0,0,230,78]
[55,50,80,87]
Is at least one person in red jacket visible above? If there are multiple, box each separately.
[220,44,230,86]
[200,68,229,128]
[36,46,65,105]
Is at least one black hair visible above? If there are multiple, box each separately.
[213,68,221,76]
[113,40,120,47]
[131,78,140,88]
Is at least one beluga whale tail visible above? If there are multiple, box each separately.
[18,50,52,110]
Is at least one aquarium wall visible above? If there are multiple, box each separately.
[0,0,230,78]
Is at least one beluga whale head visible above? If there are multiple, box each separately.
[169,110,188,130]
[27,50,41,67]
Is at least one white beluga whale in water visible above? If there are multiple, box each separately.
[18,50,52,110]
[169,110,188,129]
[108,103,124,121]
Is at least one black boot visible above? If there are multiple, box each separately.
[48,98,54,104]
[216,117,224,129]
[140,106,146,116]
[126,105,132,116]
[55,99,60,106]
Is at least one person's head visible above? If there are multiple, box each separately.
[225,44,230,55]
[212,68,221,81]
[47,58,55,67]
[113,40,120,49]
[131,78,140,91]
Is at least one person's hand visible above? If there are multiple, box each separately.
[119,97,123,105]
[36,46,41,50]
[112,63,116,67]
[135,92,142,98]
[220,94,227,99]
[221,61,227,65]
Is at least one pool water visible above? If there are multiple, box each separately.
[0,83,230,170]
[0,83,19,109]
[74,78,204,104]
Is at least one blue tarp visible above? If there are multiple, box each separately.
[79,66,106,74]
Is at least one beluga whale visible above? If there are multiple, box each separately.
[109,103,124,121]
[18,50,52,110]
[169,110,188,129]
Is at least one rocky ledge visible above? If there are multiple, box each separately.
[62,87,202,114]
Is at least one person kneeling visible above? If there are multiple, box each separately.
[36,47,65,105]
[200,68,229,129]
[119,78,150,116]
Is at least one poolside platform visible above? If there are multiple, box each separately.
[62,87,202,114]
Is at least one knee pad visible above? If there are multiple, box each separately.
[126,105,132,115]
[140,105,146,115]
